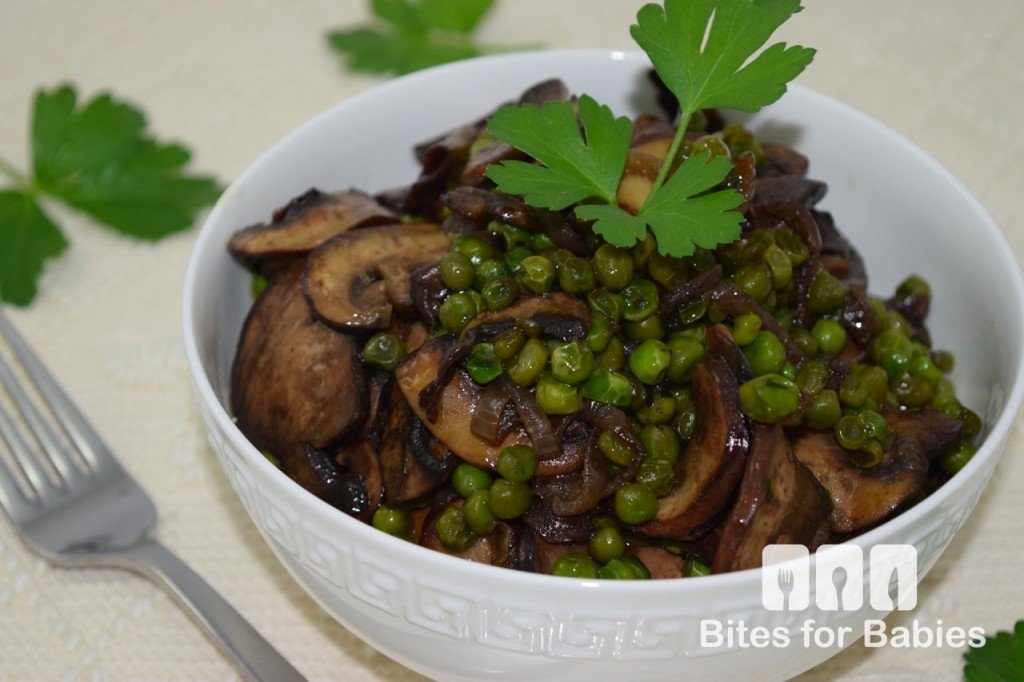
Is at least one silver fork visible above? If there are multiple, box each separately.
[777,567,795,611]
[0,309,303,681]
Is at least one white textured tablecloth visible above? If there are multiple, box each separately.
[1,1,1022,679]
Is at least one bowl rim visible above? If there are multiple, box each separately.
[182,48,1024,594]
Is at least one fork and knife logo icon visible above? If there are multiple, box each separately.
[762,544,918,612]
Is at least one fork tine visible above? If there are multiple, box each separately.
[0,354,74,483]
[0,450,35,519]
[0,398,57,501]
[0,310,115,470]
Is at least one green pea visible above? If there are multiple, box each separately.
[589,526,626,564]
[621,279,660,322]
[531,231,556,252]
[508,338,548,387]
[677,298,708,326]
[615,484,659,525]
[763,244,793,289]
[851,439,884,469]
[683,557,712,578]
[494,329,525,360]
[808,271,847,314]
[488,479,533,520]
[464,343,502,385]
[631,233,656,268]
[469,129,496,155]
[597,430,634,466]
[624,315,666,342]
[636,393,677,425]
[550,340,595,385]
[595,336,626,371]
[733,263,773,302]
[860,410,888,442]
[839,373,868,408]
[835,414,868,451]
[551,552,599,579]
[804,389,841,429]
[463,490,496,535]
[453,234,495,265]
[897,274,931,299]
[599,558,644,580]
[910,355,943,385]
[488,221,531,249]
[558,256,597,294]
[962,409,982,439]
[586,314,614,353]
[892,371,935,408]
[497,445,537,482]
[435,505,478,552]
[587,289,624,322]
[647,254,688,289]
[629,339,672,385]
[518,255,556,294]
[480,276,519,312]
[791,327,818,356]
[884,311,913,336]
[635,456,676,497]
[775,227,809,266]
[439,292,478,334]
[664,336,704,383]
[641,424,681,463]
[594,244,634,291]
[439,252,476,291]
[812,319,848,356]
[941,441,976,475]
[474,258,511,290]
[581,368,634,408]
[361,332,406,372]
[536,374,582,415]
[675,403,697,440]
[795,359,830,396]
[731,313,763,347]
[738,374,802,424]
[723,122,765,163]
[932,350,955,374]
[372,506,412,539]
[452,463,493,498]
[743,331,786,376]
[859,365,890,404]
[504,246,532,273]
[619,554,651,579]
[261,450,281,468]
[251,273,267,298]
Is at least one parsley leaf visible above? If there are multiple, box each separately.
[327,0,515,76]
[631,0,816,116]
[486,95,633,210]
[964,621,1024,682]
[576,152,743,256]
[0,191,67,306]
[0,84,220,306]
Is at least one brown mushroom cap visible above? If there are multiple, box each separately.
[378,382,454,504]
[303,222,450,331]
[228,189,398,268]
[230,263,367,470]
[713,425,831,573]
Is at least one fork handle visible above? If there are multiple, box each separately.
[114,540,305,682]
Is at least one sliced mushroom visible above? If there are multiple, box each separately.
[713,425,831,573]
[335,441,384,521]
[303,223,450,330]
[791,429,927,533]
[637,352,751,538]
[884,407,963,461]
[228,189,398,268]
[231,263,367,470]
[395,338,527,469]
[289,446,373,520]
[379,383,455,504]
[465,292,589,339]
[630,546,684,580]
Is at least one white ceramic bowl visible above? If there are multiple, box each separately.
[182,50,1024,681]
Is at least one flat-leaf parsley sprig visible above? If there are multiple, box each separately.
[0,85,221,306]
[964,620,1024,681]
[485,0,815,258]
[328,0,529,76]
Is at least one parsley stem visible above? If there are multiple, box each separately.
[0,154,29,190]
[643,108,695,210]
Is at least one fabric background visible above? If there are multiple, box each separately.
[0,1,1022,679]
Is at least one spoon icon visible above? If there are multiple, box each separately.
[832,566,849,610]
